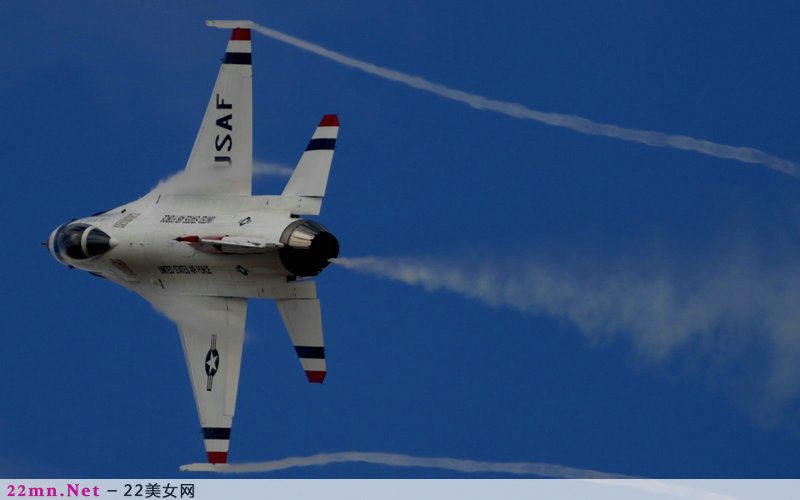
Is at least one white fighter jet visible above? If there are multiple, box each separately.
[46,20,339,467]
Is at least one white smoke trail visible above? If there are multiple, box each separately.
[332,254,800,424]
[253,160,293,177]
[146,159,292,195]
[185,452,747,499]
[147,168,234,196]
[209,451,633,478]
[252,23,799,178]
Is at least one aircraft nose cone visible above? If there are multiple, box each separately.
[47,224,66,264]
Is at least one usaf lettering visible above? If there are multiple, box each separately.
[214,94,232,165]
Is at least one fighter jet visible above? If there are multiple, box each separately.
[46,20,339,467]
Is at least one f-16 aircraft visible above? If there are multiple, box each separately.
[46,20,339,468]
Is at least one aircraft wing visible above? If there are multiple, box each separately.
[145,294,247,464]
[172,27,254,196]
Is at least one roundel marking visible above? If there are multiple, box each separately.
[205,348,220,376]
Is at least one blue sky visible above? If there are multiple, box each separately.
[4,1,800,478]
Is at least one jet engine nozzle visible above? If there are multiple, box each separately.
[278,219,339,277]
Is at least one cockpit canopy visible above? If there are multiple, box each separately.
[51,223,115,264]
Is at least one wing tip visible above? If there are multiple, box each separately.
[206,19,255,29]
[204,20,252,41]
[319,114,339,127]
[180,462,229,472]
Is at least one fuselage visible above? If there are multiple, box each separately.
[48,193,339,298]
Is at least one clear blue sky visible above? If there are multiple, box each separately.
[4,1,800,478]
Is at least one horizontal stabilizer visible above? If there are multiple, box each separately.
[282,115,339,200]
[275,282,327,383]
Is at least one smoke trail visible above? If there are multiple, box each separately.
[197,451,633,478]
[253,160,293,177]
[332,254,800,424]
[146,159,292,195]
[147,168,233,196]
[251,23,799,178]
[183,452,746,499]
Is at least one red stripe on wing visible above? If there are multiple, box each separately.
[207,451,228,464]
[319,115,339,127]
[231,28,251,41]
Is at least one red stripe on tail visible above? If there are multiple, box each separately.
[305,370,326,383]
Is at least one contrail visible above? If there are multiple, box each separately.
[332,254,800,424]
[252,23,799,178]
[183,451,748,499]
[200,451,633,478]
